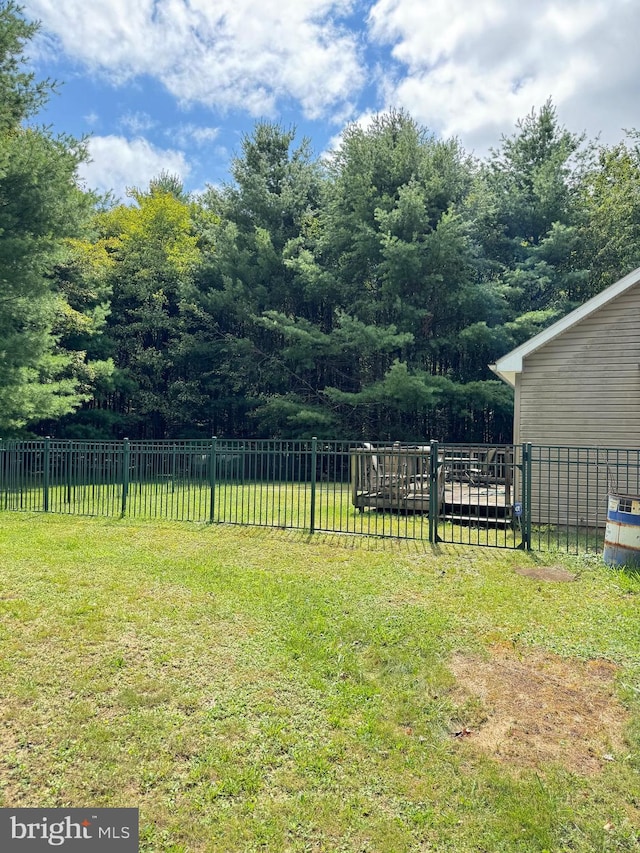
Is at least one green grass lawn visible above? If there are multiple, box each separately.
[0,514,638,852]
[3,480,524,548]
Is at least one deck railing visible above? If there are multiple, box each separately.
[1,438,639,553]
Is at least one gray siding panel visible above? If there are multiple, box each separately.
[518,281,640,525]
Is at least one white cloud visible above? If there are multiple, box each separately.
[119,111,157,135]
[170,123,220,149]
[367,0,640,153]
[78,135,191,201]
[26,0,640,160]
[24,0,364,121]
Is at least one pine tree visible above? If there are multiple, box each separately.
[0,1,94,433]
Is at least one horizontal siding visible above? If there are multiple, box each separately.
[522,374,640,384]
[519,281,640,451]
[517,282,640,524]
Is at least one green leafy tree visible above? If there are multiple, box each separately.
[577,134,640,295]
[68,181,204,438]
[188,123,327,437]
[43,104,640,444]
[34,234,116,437]
[273,110,508,439]
[473,101,587,320]
[0,1,95,433]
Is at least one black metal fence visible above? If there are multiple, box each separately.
[1,438,639,553]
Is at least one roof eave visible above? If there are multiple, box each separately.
[489,362,517,388]
[490,264,640,387]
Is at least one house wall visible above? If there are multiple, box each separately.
[516,281,640,526]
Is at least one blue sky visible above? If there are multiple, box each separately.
[22,0,640,202]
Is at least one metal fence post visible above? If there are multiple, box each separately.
[172,441,180,494]
[208,436,217,523]
[121,438,130,517]
[43,436,51,512]
[65,439,72,505]
[429,440,440,543]
[521,442,532,550]
[309,436,318,534]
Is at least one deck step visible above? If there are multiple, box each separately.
[443,513,512,527]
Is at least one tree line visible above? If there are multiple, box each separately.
[3,2,640,442]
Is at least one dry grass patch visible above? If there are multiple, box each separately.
[514,564,576,582]
[450,647,628,774]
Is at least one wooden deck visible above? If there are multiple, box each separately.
[443,482,512,524]
[353,482,513,524]
[350,445,515,526]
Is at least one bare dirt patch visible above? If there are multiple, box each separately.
[513,564,576,582]
[449,648,628,774]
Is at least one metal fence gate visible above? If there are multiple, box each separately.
[431,443,525,549]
